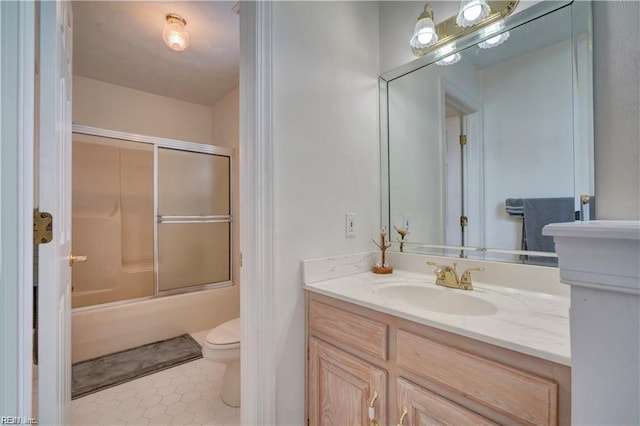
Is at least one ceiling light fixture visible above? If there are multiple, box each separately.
[410,4,438,50]
[163,13,189,52]
[456,0,491,27]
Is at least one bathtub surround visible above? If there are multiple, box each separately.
[544,221,640,425]
[72,287,238,363]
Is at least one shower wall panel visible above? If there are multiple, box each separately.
[71,138,154,308]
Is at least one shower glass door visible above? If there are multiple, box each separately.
[156,147,232,293]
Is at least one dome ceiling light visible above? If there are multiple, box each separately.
[163,13,189,52]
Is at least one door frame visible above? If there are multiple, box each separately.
[239,1,277,425]
[0,0,35,417]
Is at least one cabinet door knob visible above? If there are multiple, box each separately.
[397,405,408,426]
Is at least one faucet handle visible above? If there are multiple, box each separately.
[460,267,485,290]
[426,261,446,283]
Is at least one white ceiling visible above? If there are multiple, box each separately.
[72,1,240,107]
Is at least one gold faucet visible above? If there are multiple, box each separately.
[427,262,484,290]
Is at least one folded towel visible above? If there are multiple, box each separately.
[505,198,524,216]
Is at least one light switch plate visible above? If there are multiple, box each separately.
[345,213,356,238]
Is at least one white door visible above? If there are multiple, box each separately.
[37,1,73,423]
[445,115,463,246]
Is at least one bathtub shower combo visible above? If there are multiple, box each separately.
[71,126,234,309]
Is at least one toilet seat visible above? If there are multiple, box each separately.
[205,317,240,348]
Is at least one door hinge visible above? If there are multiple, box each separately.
[33,211,53,244]
[307,418,310,426]
[307,346,310,361]
[459,134,468,146]
[240,252,243,267]
[460,215,468,228]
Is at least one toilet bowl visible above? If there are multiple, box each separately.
[202,317,241,407]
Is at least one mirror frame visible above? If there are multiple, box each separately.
[380,0,594,264]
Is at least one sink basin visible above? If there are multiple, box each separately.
[374,284,501,316]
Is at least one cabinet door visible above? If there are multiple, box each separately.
[309,337,387,426]
[396,378,497,426]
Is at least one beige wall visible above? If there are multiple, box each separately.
[211,87,240,287]
[73,75,213,144]
[211,86,239,148]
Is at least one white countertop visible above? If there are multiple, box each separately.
[304,269,571,366]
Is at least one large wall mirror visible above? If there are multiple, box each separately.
[381,0,593,266]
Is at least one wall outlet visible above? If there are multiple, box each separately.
[345,212,356,238]
[402,214,411,231]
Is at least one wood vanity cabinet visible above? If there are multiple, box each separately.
[306,292,571,426]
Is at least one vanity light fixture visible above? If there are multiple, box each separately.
[163,13,190,52]
[410,0,518,58]
[456,0,491,27]
[410,4,438,49]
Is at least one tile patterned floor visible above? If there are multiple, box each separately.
[70,332,239,426]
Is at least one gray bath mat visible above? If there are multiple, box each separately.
[72,334,202,399]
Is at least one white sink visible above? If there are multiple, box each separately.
[373,283,527,316]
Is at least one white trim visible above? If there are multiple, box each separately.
[72,125,234,156]
[0,0,35,417]
[239,2,276,425]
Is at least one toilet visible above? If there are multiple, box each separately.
[202,317,241,407]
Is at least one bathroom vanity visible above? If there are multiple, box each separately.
[303,253,571,426]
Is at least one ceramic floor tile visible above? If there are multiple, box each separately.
[71,331,239,426]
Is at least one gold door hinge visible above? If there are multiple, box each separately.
[459,134,467,146]
[460,215,468,227]
[34,211,53,244]
[240,252,243,267]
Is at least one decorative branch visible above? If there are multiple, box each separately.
[372,227,393,274]
[394,226,408,253]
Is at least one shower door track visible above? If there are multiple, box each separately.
[71,125,235,310]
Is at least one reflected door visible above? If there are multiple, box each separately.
[157,148,231,292]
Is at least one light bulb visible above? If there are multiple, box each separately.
[163,14,189,52]
[456,0,490,27]
[463,4,482,22]
[417,28,435,45]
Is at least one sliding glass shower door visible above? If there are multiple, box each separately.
[156,148,232,293]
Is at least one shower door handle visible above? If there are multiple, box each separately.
[69,254,88,266]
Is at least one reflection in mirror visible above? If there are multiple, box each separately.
[382,1,594,266]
